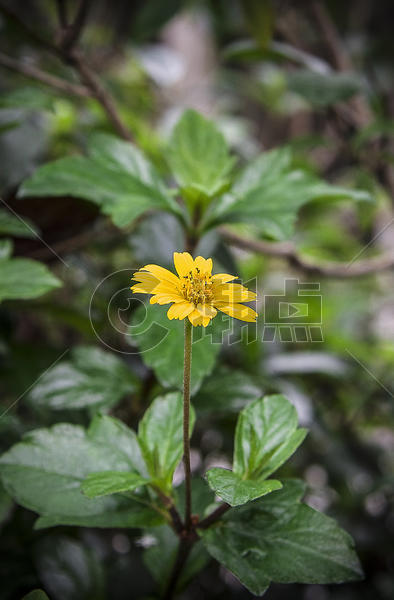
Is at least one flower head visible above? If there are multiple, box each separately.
[131,252,257,327]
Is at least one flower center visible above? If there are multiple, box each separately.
[181,268,213,306]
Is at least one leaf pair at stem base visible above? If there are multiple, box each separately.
[206,394,307,506]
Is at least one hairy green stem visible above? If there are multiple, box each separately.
[183,318,193,531]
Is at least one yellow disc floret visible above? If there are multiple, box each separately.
[181,268,214,306]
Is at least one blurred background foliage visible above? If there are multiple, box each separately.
[0,0,393,599]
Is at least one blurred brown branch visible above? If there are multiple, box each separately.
[0,2,58,56]
[0,51,91,97]
[310,0,372,128]
[0,0,133,141]
[55,0,68,29]
[53,0,132,141]
[198,503,231,529]
[67,49,133,141]
[309,1,394,194]
[56,0,92,54]
[221,228,394,278]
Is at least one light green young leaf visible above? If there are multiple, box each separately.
[130,302,223,395]
[18,133,182,227]
[0,416,162,528]
[28,345,138,411]
[168,109,235,202]
[0,258,61,302]
[206,468,282,506]
[233,395,307,479]
[138,392,195,492]
[82,471,148,498]
[199,480,363,595]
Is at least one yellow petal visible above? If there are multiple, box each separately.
[211,273,238,284]
[132,272,159,282]
[194,256,213,276]
[196,303,217,318]
[142,264,180,286]
[130,281,158,292]
[150,293,184,305]
[130,285,153,294]
[202,316,212,327]
[173,252,194,277]
[213,283,257,303]
[188,309,204,326]
[152,281,180,295]
[217,303,258,322]
[167,301,194,320]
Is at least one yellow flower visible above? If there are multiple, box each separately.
[130,252,257,327]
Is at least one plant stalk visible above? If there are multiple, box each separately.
[183,318,193,531]
[163,538,193,600]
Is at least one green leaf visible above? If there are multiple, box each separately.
[36,536,105,600]
[205,395,306,505]
[206,468,282,506]
[88,411,148,476]
[18,133,182,227]
[0,87,55,111]
[195,366,262,413]
[0,239,13,260]
[0,257,61,302]
[258,477,306,513]
[0,208,38,237]
[130,302,223,395]
[223,39,329,70]
[0,415,162,528]
[82,471,148,498]
[168,110,235,202]
[287,70,363,108]
[233,147,292,195]
[206,148,372,239]
[33,506,159,530]
[199,480,363,595]
[28,345,138,411]
[22,591,50,600]
[129,211,185,268]
[233,395,307,479]
[138,392,195,492]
